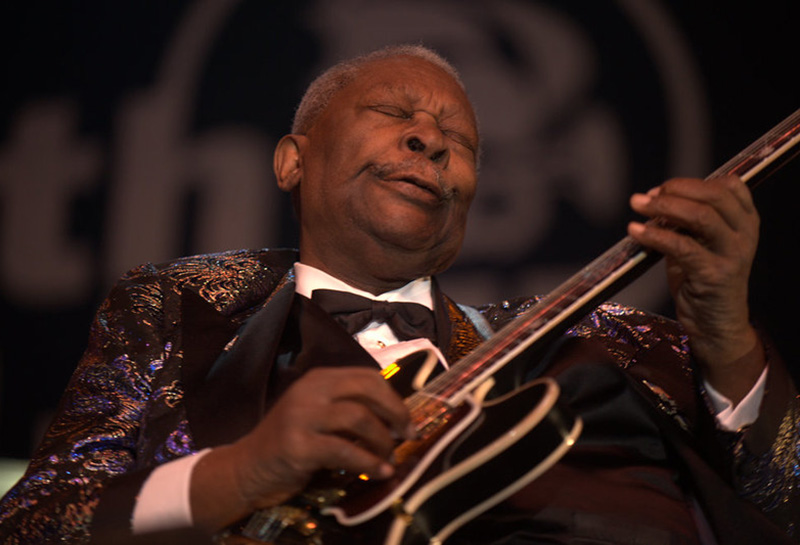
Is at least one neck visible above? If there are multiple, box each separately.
[298,234,454,295]
[298,257,416,295]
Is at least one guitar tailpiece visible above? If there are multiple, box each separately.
[216,505,323,545]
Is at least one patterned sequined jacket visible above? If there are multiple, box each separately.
[0,248,798,544]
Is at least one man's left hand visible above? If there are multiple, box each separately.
[628,175,764,404]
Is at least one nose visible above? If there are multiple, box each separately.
[404,115,449,166]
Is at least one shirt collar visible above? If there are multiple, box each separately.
[293,262,434,310]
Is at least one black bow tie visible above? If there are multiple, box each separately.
[310,289,436,343]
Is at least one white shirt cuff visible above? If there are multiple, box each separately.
[131,448,212,534]
[704,366,768,431]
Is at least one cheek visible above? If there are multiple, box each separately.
[454,169,478,210]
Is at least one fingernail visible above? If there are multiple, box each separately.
[647,186,661,197]
[378,463,395,479]
[630,193,650,207]
[628,222,646,236]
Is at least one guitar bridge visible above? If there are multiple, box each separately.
[220,505,323,544]
[301,481,348,508]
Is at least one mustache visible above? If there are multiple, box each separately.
[368,159,454,200]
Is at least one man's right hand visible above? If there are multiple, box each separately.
[189,367,413,532]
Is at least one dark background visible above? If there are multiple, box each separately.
[1,1,798,459]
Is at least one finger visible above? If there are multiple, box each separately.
[308,367,414,439]
[238,401,397,490]
[314,433,396,479]
[630,181,759,258]
[635,176,757,233]
[671,176,755,233]
[322,399,399,459]
[627,220,713,271]
[629,192,735,254]
[344,387,415,441]
[705,174,756,214]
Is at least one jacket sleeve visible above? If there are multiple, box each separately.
[721,338,800,538]
[0,265,178,544]
[582,304,800,539]
[479,297,800,540]
[571,305,800,539]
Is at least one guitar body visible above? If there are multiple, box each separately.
[232,351,581,545]
[383,378,581,545]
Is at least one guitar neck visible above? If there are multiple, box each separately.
[411,108,800,412]
[714,108,800,183]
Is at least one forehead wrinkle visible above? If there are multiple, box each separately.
[362,81,422,104]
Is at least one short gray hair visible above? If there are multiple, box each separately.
[291,44,467,135]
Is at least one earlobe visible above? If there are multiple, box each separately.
[274,134,307,192]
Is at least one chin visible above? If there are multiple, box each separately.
[405,239,462,276]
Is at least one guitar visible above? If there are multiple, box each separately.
[222,108,800,545]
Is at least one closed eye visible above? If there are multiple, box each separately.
[369,105,412,119]
[443,130,477,155]
[369,105,477,156]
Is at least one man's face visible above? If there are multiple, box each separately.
[291,56,479,292]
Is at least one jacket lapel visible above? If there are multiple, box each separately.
[433,283,486,365]
[182,283,295,449]
[265,294,380,403]
[179,288,242,392]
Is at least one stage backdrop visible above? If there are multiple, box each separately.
[1,0,798,458]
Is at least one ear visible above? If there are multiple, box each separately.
[273,134,308,192]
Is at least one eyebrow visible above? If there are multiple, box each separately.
[366,83,473,122]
